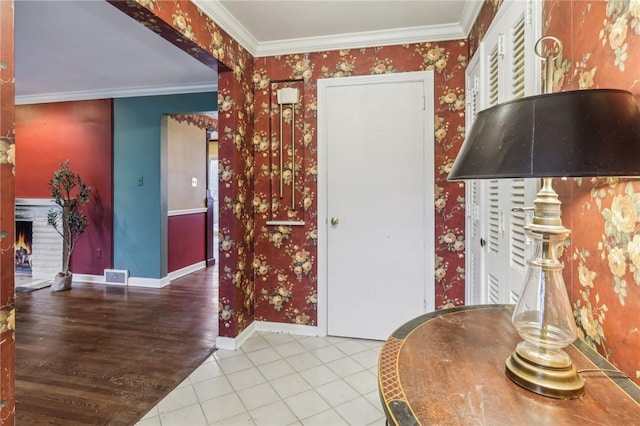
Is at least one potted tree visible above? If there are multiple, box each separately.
[47,160,92,292]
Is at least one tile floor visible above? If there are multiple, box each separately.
[136,332,386,426]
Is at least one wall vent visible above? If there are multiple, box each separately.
[104,269,129,284]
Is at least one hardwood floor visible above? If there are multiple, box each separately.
[15,266,218,425]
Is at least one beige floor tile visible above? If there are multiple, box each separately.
[284,389,330,420]
[200,392,246,423]
[159,403,207,426]
[145,333,390,426]
[250,400,298,425]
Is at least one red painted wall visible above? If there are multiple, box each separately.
[168,213,206,273]
[15,99,113,275]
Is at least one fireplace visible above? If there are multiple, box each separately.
[15,199,63,280]
[15,220,32,275]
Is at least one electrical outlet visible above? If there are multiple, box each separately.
[96,248,102,259]
[137,176,144,186]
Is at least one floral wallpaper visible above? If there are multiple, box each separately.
[169,113,217,131]
[0,0,636,421]
[542,0,640,386]
[109,0,255,338]
[113,0,470,335]
[252,43,469,323]
[468,0,640,386]
[0,0,16,420]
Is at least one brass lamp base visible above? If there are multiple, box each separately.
[505,349,585,399]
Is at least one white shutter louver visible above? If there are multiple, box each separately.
[488,48,500,107]
[510,179,527,271]
[511,17,526,99]
[489,274,500,304]
[471,181,479,237]
[509,289,520,304]
[488,180,500,254]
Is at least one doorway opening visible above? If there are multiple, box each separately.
[165,112,219,276]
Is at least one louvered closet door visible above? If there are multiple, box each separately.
[502,10,538,304]
[474,0,540,304]
[464,51,485,305]
[481,30,507,304]
[485,179,503,303]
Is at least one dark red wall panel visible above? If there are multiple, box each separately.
[168,213,206,273]
[15,99,113,275]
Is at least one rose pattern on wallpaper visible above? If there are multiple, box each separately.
[568,177,640,369]
[90,3,640,386]
[252,41,468,320]
[573,245,608,351]
[170,113,218,131]
[108,1,640,378]
[468,0,640,386]
[544,0,640,384]
[599,0,640,71]
[122,0,471,327]
[110,0,257,338]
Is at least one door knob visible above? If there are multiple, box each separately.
[331,217,340,226]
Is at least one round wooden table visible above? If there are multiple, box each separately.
[378,305,640,425]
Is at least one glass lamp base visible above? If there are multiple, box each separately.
[505,348,585,399]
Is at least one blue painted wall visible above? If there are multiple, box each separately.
[113,92,217,279]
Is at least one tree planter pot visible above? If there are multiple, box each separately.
[52,272,73,292]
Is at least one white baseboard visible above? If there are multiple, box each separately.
[129,276,171,288]
[167,262,206,281]
[72,273,104,284]
[216,321,320,351]
[255,321,320,337]
[216,321,256,351]
[71,273,170,288]
[69,261,203,289]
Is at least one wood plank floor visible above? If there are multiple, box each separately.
[15,266,218,425]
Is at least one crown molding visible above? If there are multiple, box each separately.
[15,82,218,105]
[254,24,466,57]
[459,0,485,37]
[192,0,259,56]
[194,0,470,58]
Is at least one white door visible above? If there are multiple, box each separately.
[464,50,485,305]
[473,0,540,304]
[318,72,435,340]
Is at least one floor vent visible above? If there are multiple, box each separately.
[104,269,129,284]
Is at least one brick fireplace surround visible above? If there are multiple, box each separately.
[15,198,62,280]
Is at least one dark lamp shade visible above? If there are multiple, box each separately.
[447,89,640,180]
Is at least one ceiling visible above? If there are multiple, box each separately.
[15,0,481,104]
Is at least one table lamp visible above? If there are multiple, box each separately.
[447,37,640,399]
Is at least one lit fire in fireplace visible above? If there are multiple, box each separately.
[15,221,32,269]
